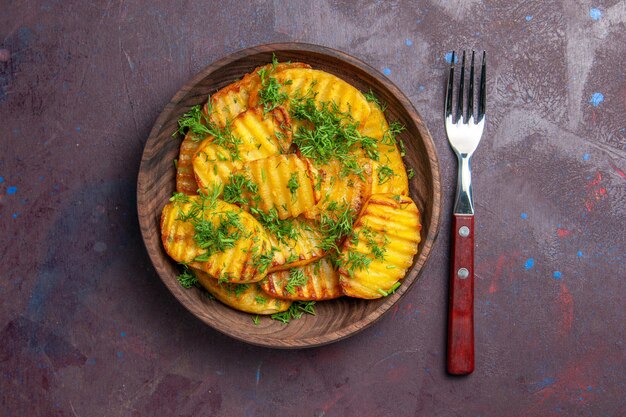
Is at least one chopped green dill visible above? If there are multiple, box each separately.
[253,248,276,274]
[255,295,267,304]
[233,284,249,297]
[285,268,308,294]
[287,172,300,197]
[377,165,396,185]
[290,97,377,172]
[176,266,198,289]
[172,188,246,261]
[174,104,211,138]
[381,121,405,147]
[192,210,244,259]
[407,167,415,179]
[174,99,242,160]
[363,89,381,107]
[173,158,178,169]
[361,226,388,262]
[258,58,289,113]
[250,207,300,244]
[223,173,258,205]
[319,203,355,252]
[170,192,191,204]
[377,282,401,297]
[285,253,299,263]
[342,251,372,276]
[252,315,260,325]
[270,301,316,324]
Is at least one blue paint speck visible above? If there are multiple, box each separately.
[255,367,261,383]
[75,126,81,132]
[120,331,126,337]
[553,271,562,280]
[418,85,425,92]
[405,39,413,46]
[586,385,593,391]
[533,376,557,390]
[444,52,459,64]
[485,300,491,305]
[0,177,4,183]
[6,186,17,195]
[116,351,124,358]
[12,212,19,219]
[416,18,422,24]
[524,258,535,270]
[383,68,391,76]
[589,92,604,107]
[589,8,602,20]
[583,153,590,161]
[525,15,533,21]
[521,212,528,219]
[577,250,583,257]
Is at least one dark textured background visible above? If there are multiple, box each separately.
[1,1,625,416]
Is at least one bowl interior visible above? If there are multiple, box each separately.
[137,43,441,348]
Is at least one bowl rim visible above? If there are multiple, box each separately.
[137,42,442,348]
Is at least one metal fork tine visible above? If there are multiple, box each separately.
[445,51,455,119]
[456,51,465,123]
[478,51,486,122]
[468,51,475,122]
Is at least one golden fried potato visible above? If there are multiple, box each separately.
[206,62,311,128]
[338,194,421,299]
[359,102,409,195]
[261,258,342,301]
[161,196,273,283]
[250,68,371,125]
[192,106,292,191]
[176,132,201,195]
[195,269,292,314]
[237,154,317,219]
[267,217,326,272]
[303,157,372,221]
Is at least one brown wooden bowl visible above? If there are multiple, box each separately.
[137,43,441,348]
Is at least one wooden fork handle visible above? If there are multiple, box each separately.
[447,214,475,375]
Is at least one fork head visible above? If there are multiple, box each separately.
[445,50,486,156]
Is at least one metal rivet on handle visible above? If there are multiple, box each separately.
[459,226,470,237]
[457,268,469,279]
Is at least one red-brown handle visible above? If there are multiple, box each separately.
[447,214,475,375]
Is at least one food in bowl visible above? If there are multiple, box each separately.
[160,57,422,322]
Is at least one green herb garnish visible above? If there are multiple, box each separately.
[176,266,198,288]
[223,173,258,205]
[377,282,401,297]
[285,267,308,294]
[271,301,316,324]
[287,172,300,197]
[377,165,396,185]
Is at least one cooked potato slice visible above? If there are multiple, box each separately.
[261,258,342,301]
[192,142,243,192]
[161,196,273,283]
[266,217,326,272]
[359,102,409,195]
[194,269,292,314]
[303,157,372,221]
[237,154,317,219]
[206,62,311,127]
[176,132,200,195]
[250,68,371,125]
[338,194,421,299]
[192,106,292,191]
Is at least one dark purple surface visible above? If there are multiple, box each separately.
[1,1,625,416]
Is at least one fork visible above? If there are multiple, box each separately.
[444,50,486,375]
